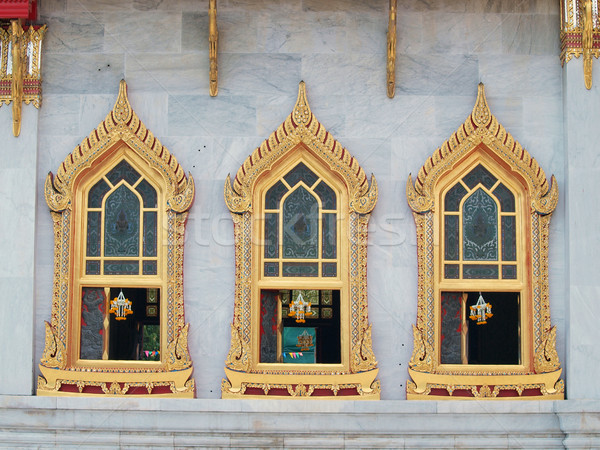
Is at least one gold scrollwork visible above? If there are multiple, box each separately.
[166,324,192,371]
[167,174,195,213]
[224,174,252,213]
[535,326,561,373]
[408,325,434,373]
[40,322,66,370]
[351,324,378,373]
[225,323,250,372]
[350,175,378,214]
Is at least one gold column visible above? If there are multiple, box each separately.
[209,0,218,96]
[386,0,397,98]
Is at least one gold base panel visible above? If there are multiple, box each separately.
[407,368,564,400]
[222,368,380,399]
[37,366,194,398]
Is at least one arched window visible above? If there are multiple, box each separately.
[223,82,379,399]
[38,81,195,397]
[406,84,563,399]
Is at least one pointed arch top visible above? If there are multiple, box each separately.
[225,82,377,214]
[45,80,194,213]
[406,83,558,216]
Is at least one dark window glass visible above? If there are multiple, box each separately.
[85,260,101,275]
[502,265,517,279]
[440,292,463,364]
[80,287,106,360]
[282,262,318,277]
[143,211,157,257]
[264,262,279,276]
[136,179,157,208]
[104,185,140,257]
[444,264,459,279]
[88,179,110,208]
[106,160,141,186]
[492,183,515,212]
[463,264,499,279]
[265,181,288,209]
[322,213,336,259]
[501,216,516,261]
[104,261,139,275]
[313,181,336,209]
[142,260,157,275]
[322,262,337,277]
[463,189,498,261]
[86,211,101,257]
[444,183,467,212]
[444,215,459,261]
[264,213,279,258]
[462,164,497,190]
[282,187,318,259]
[283,162,318,188]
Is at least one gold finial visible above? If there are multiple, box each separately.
[387,0,397,98]
[293,81,311,126]
[209,0,218,96]
[112,79,133,123]
[471,82,491,128]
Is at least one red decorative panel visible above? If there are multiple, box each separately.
[0,0,37,20]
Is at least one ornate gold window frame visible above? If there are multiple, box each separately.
[222,82,380,399]
[38,80,196,397]
[406,84,564,400]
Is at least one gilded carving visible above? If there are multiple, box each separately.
[38,80,195,398]
[561,0,600,88]
[0,21,46,136]
[223,82,379,398]
[209,0,218,96]
[406,83,563,400]
[386,0,397,98]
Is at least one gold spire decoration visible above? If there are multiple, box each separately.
[386,0,397,98]
[209,0,218,96]
[583,0,594,89]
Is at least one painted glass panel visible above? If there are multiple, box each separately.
[440,292,463,364]
[283,162,318,188]
[444,215,459,261]
[322,262,337,277]
[104,261,139,275]
[264,262,279,276]
[106,160,141,186]
[86,211,101,257]
[501,216,516,261]
[463,264,499,279]
[444,264,459,279]
[282,262,318,277]
[88,179,110,208]
[462,164,497,190]
[313,181,336,210]
[463,189,498,261]
[85,260,100,275]
[104,185,140,257]
[264,213,278,258]
[80,287,105,360]
[282,187,318,259]
[265,181,288,209]
[142,261,157,275]
[502,265,517,279]
[492,183,515,212]
[136,179,157,208]
[143,211,157,257]
[322,213,337,259]
[444,183,467,212]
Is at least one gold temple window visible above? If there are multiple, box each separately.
[406,84,564,400]
[38,81,196,397]
[222,82,380,399]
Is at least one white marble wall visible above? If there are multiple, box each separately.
[30,0,566,400]
[0,106,39,394]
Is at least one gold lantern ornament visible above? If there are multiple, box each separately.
[287,291,312,323]
[469,292,493,325]
[109,290,133,321]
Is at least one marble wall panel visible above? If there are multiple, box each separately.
[42,14,105,53]
[43,54,125,94]
[501,13,560,55]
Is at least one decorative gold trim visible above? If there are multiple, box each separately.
[406,83,563,400]
[38,80,195,398]
[0,21,46,136]
[386,0,397,98]
[222,82,379,399]
[209,0,218,97]
[225,82,376,215]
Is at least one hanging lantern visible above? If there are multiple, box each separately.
[287,291,312,323]
[109,289,133,321]
[469,292,493,325]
